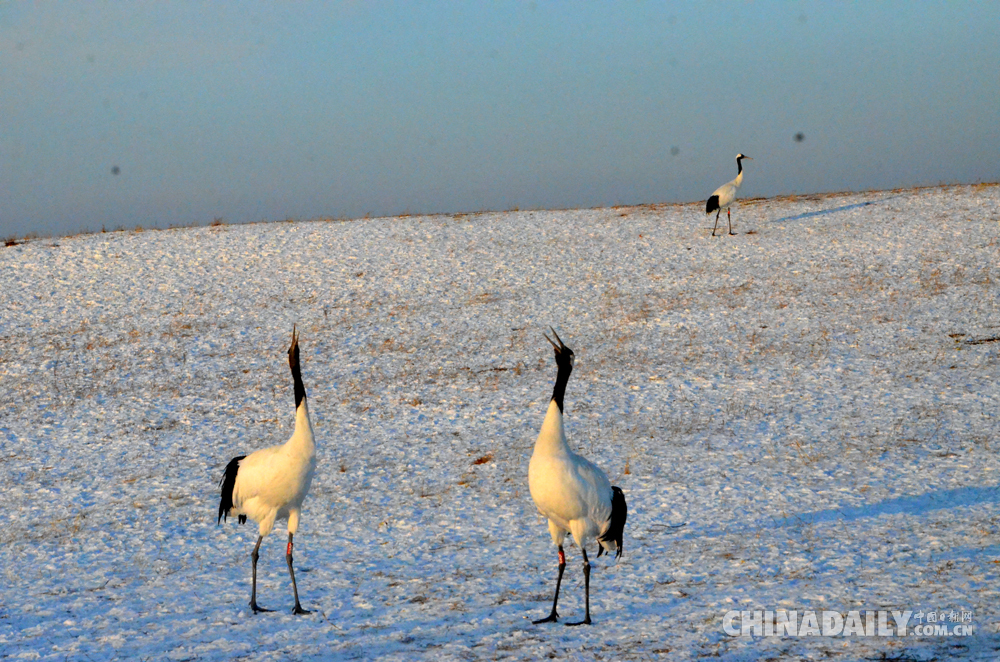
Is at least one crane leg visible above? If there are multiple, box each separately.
[728,208,735,235]
[712,209,721,237]
[566,547,592,626]
[286,533,311,614]
[250,535,273,613]
[533,545,566,624]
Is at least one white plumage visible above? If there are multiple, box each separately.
[706,153,753,236]
[529,405,618,556]
[218,328,316,614]
[528,329,627,626]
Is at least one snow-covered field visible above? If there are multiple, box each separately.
[2,184,999,660]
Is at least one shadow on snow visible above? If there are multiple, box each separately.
[769,195,903,225]
[773,485,1000,528]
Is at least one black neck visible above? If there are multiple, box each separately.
[736,157,743,175]
[551,360,572,413]
[290,346,306,409]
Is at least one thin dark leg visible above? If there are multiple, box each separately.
[728,208,735,235]
[712,209,721,237]
[250,535,273,613]
[533,545,566,624]
[286,533,310,615]
[567,548,592,626]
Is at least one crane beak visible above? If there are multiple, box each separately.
[548,326,565,349]
[544,327,570,354]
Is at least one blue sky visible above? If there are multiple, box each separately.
[2,2,998,237]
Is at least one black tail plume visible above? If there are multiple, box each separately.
[598,486,627,559]
[706,195,720,214]
[218,455,245,524]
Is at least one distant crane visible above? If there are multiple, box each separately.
[706,153,753,236]
[528,329,627,626]
[218,328,317,615]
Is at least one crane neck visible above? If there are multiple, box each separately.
[551,359,572,413]
[535,399,570,456]
[287,398,316,455]
[736,156,744,175]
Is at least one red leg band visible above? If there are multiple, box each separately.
[558,549,565,565]
[287,541,293,556]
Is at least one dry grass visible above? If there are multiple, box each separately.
[469,292,499,305]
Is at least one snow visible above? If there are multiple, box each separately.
[1,184,999,660]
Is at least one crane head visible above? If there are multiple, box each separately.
[544,327,575,368]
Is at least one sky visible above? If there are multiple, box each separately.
[2,1,999,238]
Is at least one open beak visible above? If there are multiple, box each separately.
[544,327,567,352]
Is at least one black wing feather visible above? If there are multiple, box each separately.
[706,195,720,214]
[598,486,628,559]
[217,455,246,525]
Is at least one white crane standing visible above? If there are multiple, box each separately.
[706,153,753,236]
[218,328,317,615]
[528,329,627,626]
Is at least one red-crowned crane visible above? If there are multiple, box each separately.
[218,328,316,615]
[528,329,627,626]
[706,153,753,236]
